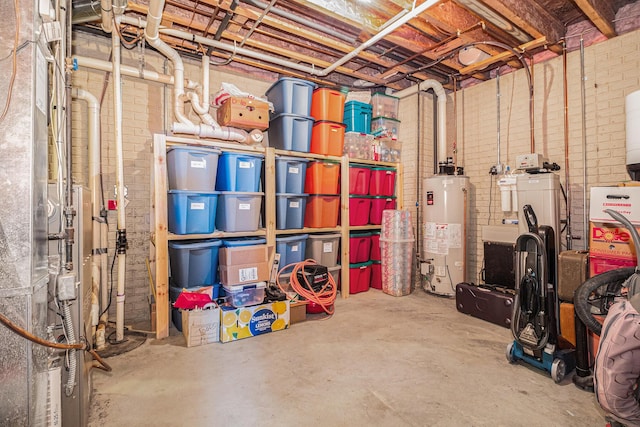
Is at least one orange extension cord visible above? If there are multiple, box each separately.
[276,259,337,315]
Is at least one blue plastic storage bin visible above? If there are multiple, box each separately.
[276,234,309,269]
[268,113,314,152]
[265,77,317,116]
[275,156,309,194]
[166,146,221,191]
[168,239,222,288]
[216,152,263,192]
[222,237,267,247]
[167,190,218,235]
[343,101,372,134]
[276,194,308,230]
[216,191,263,232]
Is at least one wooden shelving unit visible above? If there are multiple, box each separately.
[151,134,402,339]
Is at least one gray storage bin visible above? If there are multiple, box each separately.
[216,191,263,232]
[167,146,221,191]
[305,233,341,267]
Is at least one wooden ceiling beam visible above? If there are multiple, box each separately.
[459,36,546,74]
[573,0,617,38]
[474,0,564,51]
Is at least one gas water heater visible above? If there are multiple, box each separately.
[422,175,470,296]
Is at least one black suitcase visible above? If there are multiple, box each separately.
[456,282,515,328]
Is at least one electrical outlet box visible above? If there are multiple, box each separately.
[57,273,77,301]
[515,153,545,170]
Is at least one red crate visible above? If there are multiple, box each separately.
[369,197,396,225]
[349,261,372,294]
[349,196,372,226]
[370,232,381,261]
[348,166,372,195]
[349,232,372,264]
[369,167,396,196]
[370,261,382,289]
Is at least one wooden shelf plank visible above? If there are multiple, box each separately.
[153,134,169,339]
[168,230,267,241]
[275,227,341,235]
[166,135,267,154]
[274,149,342,162]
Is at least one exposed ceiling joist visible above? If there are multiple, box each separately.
[459,36,547,74]
[573,0,617,37]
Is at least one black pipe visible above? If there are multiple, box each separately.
[572,313,594,391]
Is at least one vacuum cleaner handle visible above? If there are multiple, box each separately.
[523,204,538,233]
[605,209,640,271]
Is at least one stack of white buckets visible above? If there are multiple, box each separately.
[380,210,415,296]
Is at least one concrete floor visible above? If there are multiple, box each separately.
[88,289,607,426]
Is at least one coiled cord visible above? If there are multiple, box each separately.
[276,259,337,315]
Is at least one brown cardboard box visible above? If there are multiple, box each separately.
[219,262,270,286]
[216,97,269,131]
[219,245,268,266]
[181,307,220,347]
[290,301,308,324]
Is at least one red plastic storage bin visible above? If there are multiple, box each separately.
[310,88,346,122]
[349,261,372,294]
[310,121,346,156]
[369,167,396,196]
[369,197,396,225]
[349,232,372,264]
[349,196,372,226]
[348,165,372,195]
[304,161,340,194]
[304,195,340,228]
[370,232,381,261]
[370,261,382,289]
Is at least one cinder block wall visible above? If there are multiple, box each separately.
[400,28,640,286]
[71,28,640,325]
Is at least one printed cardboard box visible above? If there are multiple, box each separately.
[589,222,640,260]
[220,301,290,343]
[216,97,270,130]
[181,306,220,347]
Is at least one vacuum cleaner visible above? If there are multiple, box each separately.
[506,204,575,383]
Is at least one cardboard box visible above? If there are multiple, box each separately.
[559,302,576,347]
[216,97,269,131]
[219,262,270,286]
[589,222,640,260]
[181,306,220,347]
[220,300,290,343]
[590,186,640,224]
[589,255,636,276]
[290,300,308,324]
[219,245,268,266]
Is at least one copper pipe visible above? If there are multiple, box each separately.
[530,56,535,153]
[0,312,84,350]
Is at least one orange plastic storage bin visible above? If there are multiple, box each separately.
[304,161,340,194]
[304,195,340,228]
[310,88,346,122]
[310,121,346,156]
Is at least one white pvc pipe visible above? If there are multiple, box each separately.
[73,56,174,85]
[395,79,448,164]
[100,0,112,33]
[144,0,192,127]
[172,122,263,144]
[112,28,126,343]
[71,87,105,329]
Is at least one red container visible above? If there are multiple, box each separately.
[370,232,381,261]
[349,261,372,294]
[349,232,372,264]
[310,88,346,122]
[369,197,397,225]
[349,196,372,226]
[370,261,382,289]
[310,121,346,156]
[304,161,340,194]
[348,166,372,195]
[304,195,340,228]
[369,167,396,196]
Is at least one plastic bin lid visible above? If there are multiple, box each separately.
[276,234,310,242]
[349,164,375,169]
[167,146,221,154]
[168,190,219,195]
[349,195,374,199]
[349,231,373,237]
[168,239,223,249]
[372,116,401,122]
[266,77,318,94]
[270,112,315,121]
[308,233,341,240]
[218,191,264,196]
[349,261,373,268]
[275,193,309,197]
[219,151,264,159]
[371,166,397,171]
[371,196,397,200]
[222,237,267,247]
[371,260,381,265]
[222,281,267,292]
[344,100,372,109]
[275,155,310,162]
[308,159,340,165]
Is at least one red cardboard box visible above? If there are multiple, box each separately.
[589,222,640,260]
